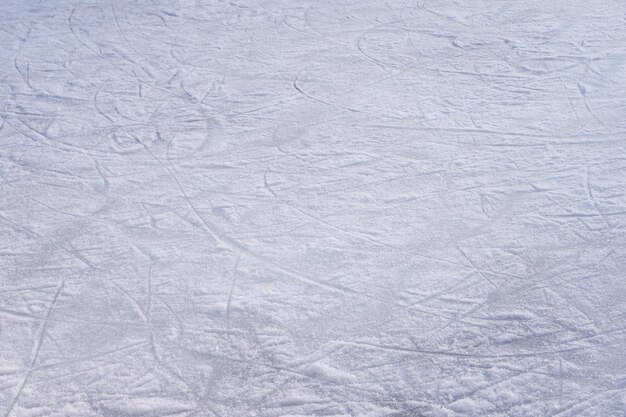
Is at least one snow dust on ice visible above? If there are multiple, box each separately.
[1,0,626,416]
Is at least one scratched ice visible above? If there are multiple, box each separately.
[1,1,626,416]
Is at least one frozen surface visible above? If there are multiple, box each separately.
[1,1,626,416]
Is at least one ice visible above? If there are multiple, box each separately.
[1,0,626,416]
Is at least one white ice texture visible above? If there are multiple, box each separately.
[1,0,626,416]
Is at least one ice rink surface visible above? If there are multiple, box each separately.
[1,0,626,416]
